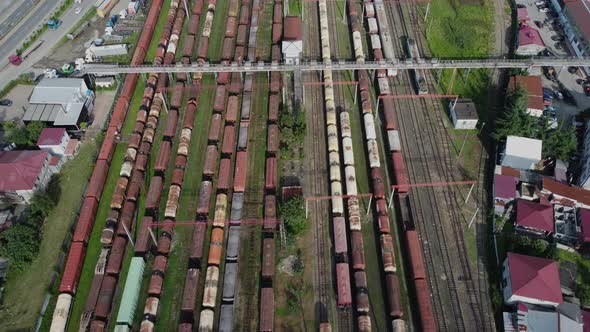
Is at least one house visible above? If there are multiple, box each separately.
[508,76,545,117]
[502,252,563,307]
[37,127,70,156]
[282,16,302,64]
[503,302,584,332]
[501,136,543,171]
[23,78,94,129]
[0,150,53,204]
[516,24,546,56]
[494,174,519,215]
[449,98,478,130]
[515,199,554,237]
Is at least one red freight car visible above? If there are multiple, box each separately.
[208,228,224,266]
[371,167,386,199]
[268,94,280,123]
[351,231,366,270]
[261,238,275,279]
[90,320,106,331]
[333,216,348,255]
[73,197,99,244]
[111,177,128,210]
[217,67,230,85]
[376,199,388,217]
[406,230,426,279]
[182,37,195,58]
[197,37,209,59]
[271,44,281,62]
[183,102,197,130]
[225,17,237,38]
[203,145,218,178]
[236,24,247,46]
[265,157,277,192]
[213,85,227,112]
[381,234,397,273]
[233,151,247,192]
[354,271,368,289]
[98,127,117,162]
[216,158,234,194]
[357,288,370,313]
[234,45,245,63]
[197,181,213,215]
[226,96,239,123]
[86,160,109,201]
[148,272,164,297]
[145,176,164,213]
[415,278,436,331]
[135,220,152,255]
[171,168,184,186]
[378,215,391,234]
[386,274,403,318]
[163,109,179,138]
[272,23,282,44]
[189,222,207,260]
[267,124,279,155]
[135,154,148,173]
[176,154,188,169]
[264,195,277,232]
[94,275,117,320]
[273,4,283,23]
[155,141,172,174]
[336,263,352,307]
[106,236,127,275]
[270,72,281,94]
[392,152,409,193]
[383,98,398,130]
[128,133,142,150]
[222,125,236,156]
[188,14,200,35]
[222,38,234,60]
[239,5,250,25]
[157,234,171,257]
[208,113,223,143]
[259,287,274,332]
[59,242,86,294]
[170,83,184,109]
[229,73,241,94]
[181,268,200,313]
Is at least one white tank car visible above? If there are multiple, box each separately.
[374,2,389,31]
[49,293,72,332]
[340,112,352,138]
[342,137,355,166]
[378,77,392,95]
[323,69,333,82]
[327,125,340,153]
[202,11,214,37]
[365,2,376,17]
[363,113,377,140]
[392,319,407,332]
[326,108,337,126]
[367,139,381,168]
[202,266,219,308]
[330,164,342,182]
[331,181,344,215]
[388,130,402,152]
[344,165,358,196]
[367,18,378,34]
[329,151,340,166]
[199,309,214,332]
[371,34,382,50]
[140,320,155,332]
[348,197,362,231]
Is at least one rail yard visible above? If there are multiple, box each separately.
[43,0,493,331]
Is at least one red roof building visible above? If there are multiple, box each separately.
[37,127,69,156]
[515,200,554,237]
[283,16,302,41]
[502,252,563,307]
[0,150,53,204]
[517,8,530,23]
[516,25,546,56]
[508,76,545,117]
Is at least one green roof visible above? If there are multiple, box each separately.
[116,257,145,326]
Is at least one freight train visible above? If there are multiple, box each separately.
[405,38,428,95]
[49,1,166,331]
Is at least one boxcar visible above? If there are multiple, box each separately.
[226,226,241,261]
[208,228,224,265]
[381,234,397,273]
[386,274,403,318]
[267,124,279,155]
[265,157,277,192]
[260,287,274,332]
[208,113,223,143]
[406,230,426,279]
[95,275,117,319]
[333,216,348,255]
[197,181,213,215]
[233,151,247,192]
[181,268,200,313]
[189,222,207,261]
[220,304,234,332]
[264,195,277,232]
[351,231,366,270]
[415,278,436,330]
[222,125,236,156]
[336,263,352,307]
[268,94,280,123]
[203,145,218,178]
[222,262,238,302]
[217,158,231,192]
[202,266,219,308]
[59,243,86,294]
[262,238,275,279]
[106,236,127,275]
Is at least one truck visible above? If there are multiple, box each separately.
[8,40,44,66]
[48,20,62,30]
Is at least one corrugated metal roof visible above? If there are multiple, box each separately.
[116,257,145,325]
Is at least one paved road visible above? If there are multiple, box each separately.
[0,0,39,40]
[0,1,95,91]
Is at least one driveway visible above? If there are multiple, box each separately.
[0,1,95,91]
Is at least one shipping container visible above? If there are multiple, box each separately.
[260,288,274,331]
[351,231,366,270]
[208,227,224,266]
[336,263,352,307]
[333,217,348,254]
[222,125,236,156]
[222,262,237,302]
[197,181,213,215]
[202,266,219,308]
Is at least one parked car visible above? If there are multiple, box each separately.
[551,35,565,41]
[554,90,564,100]
[540,49,555,56]
[0,99,12,106]
[568,66,578,74]
[75,7,82,14]
[539,7,550,12]
[584,84,590,97]
[555,42,563,50]
[543,66,558,81]
[535,1,546,5]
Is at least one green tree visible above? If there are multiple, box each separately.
[25,122,46,145]
[493,87,538,140]
[543,122,577,161]
[279,196,307,238]
[0,224,40,272]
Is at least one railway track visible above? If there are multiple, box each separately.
[303,1,333,328]
[382,0,490,330]
[326,2,355,332]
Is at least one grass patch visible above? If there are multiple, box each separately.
[256,2,274,60]
[288,0,302,16]
[0,141,98,330]
[145,0,172,62]
[65,78,145,332]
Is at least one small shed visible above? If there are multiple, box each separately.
[282,16,303,64]
[501,136,543,171]
[449,99,478,130]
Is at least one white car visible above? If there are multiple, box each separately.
[539,7,550,12]
[75,7,82,14]
[535,1,546,5]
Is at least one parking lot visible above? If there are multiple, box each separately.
[517,0,590,122]
[0,84,34,123]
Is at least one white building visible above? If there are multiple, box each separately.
[501,136,543,171]
[36,128,70,156]
[449,99,478,130]
[85,44,128,62]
